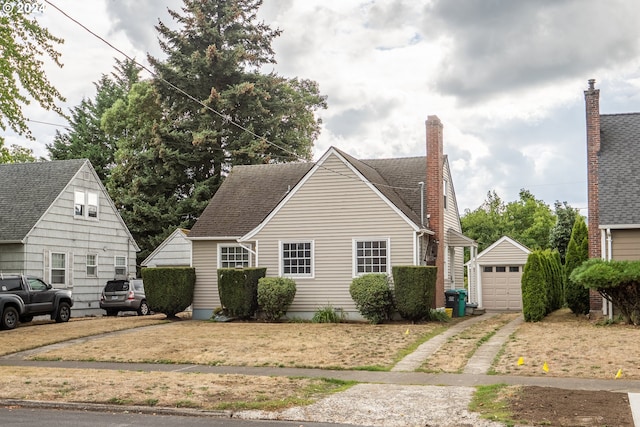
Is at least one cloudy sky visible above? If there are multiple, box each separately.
[8,0,640,214]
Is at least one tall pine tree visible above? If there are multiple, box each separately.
[146,0,326,205]
[47,58,141,181]
[564,216,589,315]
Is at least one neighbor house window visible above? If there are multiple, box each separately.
[355,239,388,275]
[443,180,448,210]
[483,266,493,272]
[219,245,250,268]
[86,254,97,276]
[74,191,85,216]
[115,256,127,276]
[496,266,506,272]
[281,241,313,277]
[74,190,99,219]
[51,252,66,285]
[509,266,520,273]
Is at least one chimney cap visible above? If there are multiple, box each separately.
[588,79,596,90]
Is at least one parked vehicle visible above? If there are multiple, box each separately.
[99,279,150,316]
[0,274,73,330]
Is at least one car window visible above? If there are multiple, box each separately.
[133,281,144,292]
[0,278,22,291]
[105,281,129,292]
[28,278,48,291]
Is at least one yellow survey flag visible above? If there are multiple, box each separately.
[542,362,549,372]
[517,357,524,366]
[616,369,622,379]
[405,328,409,335]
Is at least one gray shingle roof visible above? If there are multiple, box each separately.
[0,159,87,242]
[189,148,430,238]
[599,113,640,225]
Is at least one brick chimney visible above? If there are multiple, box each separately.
[584,79,602,312]
[426,115,445,307]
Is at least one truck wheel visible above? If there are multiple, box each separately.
[137,301,150,316]
[1,306,19,330]
[55,302,71,323]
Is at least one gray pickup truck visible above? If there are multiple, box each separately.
[0,274,73,330]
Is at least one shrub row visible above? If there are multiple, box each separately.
[521,249,564,322]
[349,266,437,324]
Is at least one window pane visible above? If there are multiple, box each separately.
[496,266,506,273]
[282,242,312,276]
[509,266,519,272]
[220,246,250,268]
[355,240,387,274]
[483,266,493,272]
[52,253,65,268]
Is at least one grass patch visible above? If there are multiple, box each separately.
[469,383,518,426]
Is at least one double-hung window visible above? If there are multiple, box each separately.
[115,256,127,277]
[281,241,313,277]
[354,239,389,275]
[219,245,250,268]
[51,252,66,285]
[74,190,99,219]
[86,254,97,276]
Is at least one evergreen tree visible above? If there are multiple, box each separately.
[504,189,556,250]
[147,0,326,204]
[460,190,506,253]
[564,216,589,315]
[549,200,579,263]
[47,58,141,181]
[0,7,65,143]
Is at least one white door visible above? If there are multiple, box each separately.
[481,265,523,310]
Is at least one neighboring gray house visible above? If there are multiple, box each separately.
[188,116,475,320]
[585,79,640,316]
[466,236,530,311]
[141,228,191,268]
[0,159,139,316]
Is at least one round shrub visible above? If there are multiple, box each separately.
[257,277,296,321]
[349,274,394,324]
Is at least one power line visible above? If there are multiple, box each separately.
[42,0,424,194]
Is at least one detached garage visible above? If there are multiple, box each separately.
[466,236,530,311]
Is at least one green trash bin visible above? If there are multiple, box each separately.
[455,289,468,317]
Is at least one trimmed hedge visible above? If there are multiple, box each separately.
[257,277,296,321]
[521,252,547,322]
[217,268,266,319]
[349,274,394,324]
[141,267,195,318]
[392,265,437,321]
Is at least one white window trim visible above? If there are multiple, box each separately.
[86,253,98,277]
[50,252,66,286]
[114,255,127,277]
[74,189,99,220]
[279,240,314,278]
[217,244,252,269]
[352,237,391,277]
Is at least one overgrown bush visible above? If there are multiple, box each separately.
[257,277,296,321]
[312,304,347,323]
[349,274,394,324]
[217,268,266,319]
[521,252,548,322]
[564,216,589,315]
[142,267,195,318]
[392,266,436,321]
[571,258,640,325]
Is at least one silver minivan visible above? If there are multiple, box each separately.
[99,279,150,316]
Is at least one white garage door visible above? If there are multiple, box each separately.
[481,265,523,310]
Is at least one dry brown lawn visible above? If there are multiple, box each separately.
[30,320,447,369]
[493,308,640,379]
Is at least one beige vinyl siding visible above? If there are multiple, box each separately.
[250,153,417,317]
[478,240,530,265]
[443,159,464,289]
[611,229,640,260]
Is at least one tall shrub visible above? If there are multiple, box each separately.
[521,252,547,322]
[564,216,589,315]
[217,268,266,319]
[142,267,195,318]
[257,277,296,321]
[392,266,436,321]
[349,274,394,324]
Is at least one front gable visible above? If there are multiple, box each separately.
[476,236,531,264]
[241,147,421,241]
